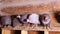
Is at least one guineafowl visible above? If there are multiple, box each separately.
[41,14,50,29]
[27,13,40,27]
[11,15,20,27]
[1,16,11,27]
[16,14,30,26]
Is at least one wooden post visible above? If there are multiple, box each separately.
[44,30,49,34]
[2,29,11,34]
[21,30,28,34]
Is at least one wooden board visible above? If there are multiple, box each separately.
[49,31,60,34]
[0,0,60,15]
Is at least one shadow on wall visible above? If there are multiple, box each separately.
[14,30,21,34]
[54,11,60,23]
[0,28,2,34]
[38,31,44,34]
[0,17,2,25]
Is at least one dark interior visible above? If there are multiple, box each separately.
[54,11,60,23]
[14,30,21,34]
[38,31,44,34]
[0,28,2,34]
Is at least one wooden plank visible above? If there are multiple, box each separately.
[21,30,28,34]
[28,31,39,34]
[2,29,11,34]
[49,31,60,34]
[1,0,60,15]
[44,30,49,34]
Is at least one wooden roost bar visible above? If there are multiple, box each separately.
[0,0,60,34]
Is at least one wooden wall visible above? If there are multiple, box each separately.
[49,31,60,34]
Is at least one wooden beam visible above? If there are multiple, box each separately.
[0,11,11,16]
[0,0,56,8]
[0,0,60,10]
